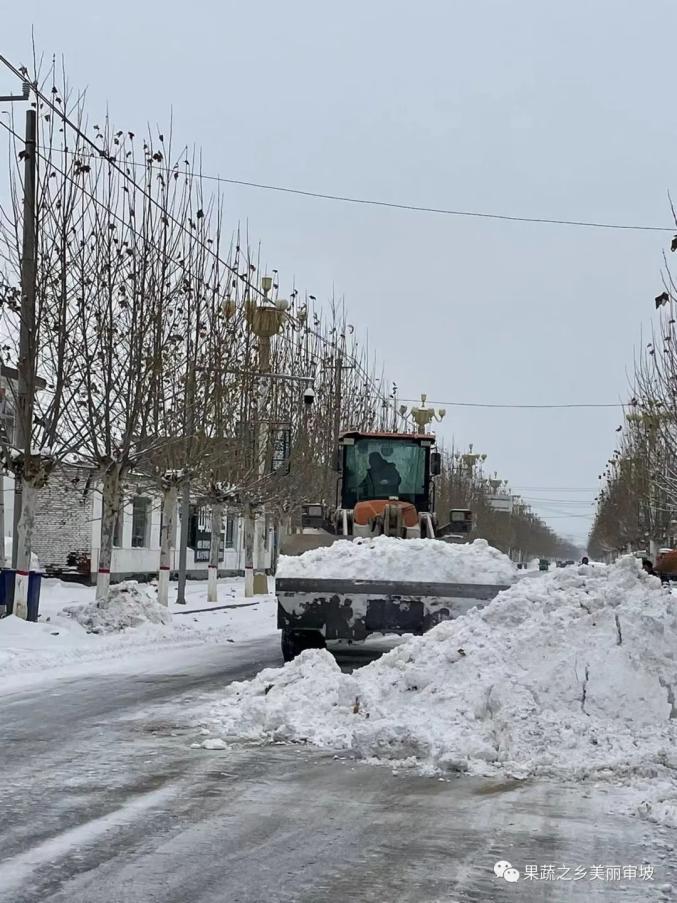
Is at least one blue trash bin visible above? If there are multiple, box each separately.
[27,571,42,622]
[0,569,15,615]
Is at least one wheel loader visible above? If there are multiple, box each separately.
[276,430,510,661]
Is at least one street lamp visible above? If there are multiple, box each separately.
[239,276,299,596]
[402,394,446,433]
[461,444,487,472]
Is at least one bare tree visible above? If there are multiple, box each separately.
[0,67,93,615]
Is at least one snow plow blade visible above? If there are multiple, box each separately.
[276,577,510,641]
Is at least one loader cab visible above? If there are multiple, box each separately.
[338,431,436,513]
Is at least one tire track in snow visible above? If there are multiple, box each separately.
[0,783,180,900]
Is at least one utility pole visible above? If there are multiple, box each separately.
[13,108,37,576]
[176,377,195,605]
[0,81,31,571]
[176,478,191,604]
[333,353,343,450]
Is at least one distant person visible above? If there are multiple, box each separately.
[581,556,589,566]
[359,452,401,498]
[642,558,655,576]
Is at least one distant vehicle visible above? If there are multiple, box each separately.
[654,549,677,581]
[539,559,550,572]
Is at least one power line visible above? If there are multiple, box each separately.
[206,176,675,234]
[522,497,594,505]
[399,397,623,410]
[29,143,675,235]
[543,514,592,520]
[512,486,598,491]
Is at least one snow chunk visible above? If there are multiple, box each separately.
[63,581,172,633]
[201,737,228,750]
[206,557,677,783]
[277,536,516,585]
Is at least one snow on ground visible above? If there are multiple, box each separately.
[277,536,516,584]
[201,557,677,825]
[0,576,277,683]
[63,581,173,633]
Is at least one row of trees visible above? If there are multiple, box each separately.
[435,446,580,561]
[589,230,677,559]
[0,64,395,609]
[0,59,578,613]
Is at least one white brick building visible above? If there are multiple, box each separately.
[3,465,273,583]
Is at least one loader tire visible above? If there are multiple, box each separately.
[281,628,325,662]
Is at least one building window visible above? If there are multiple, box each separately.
[0,385,15,445]
[113,505,124,547]
[131,497,151,548]
[225,514,237,549]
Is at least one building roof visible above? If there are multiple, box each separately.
[0,364,47,390]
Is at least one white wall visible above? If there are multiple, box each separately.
[89,489,272,578]
[3,468,273,578]
[90,491,164,576]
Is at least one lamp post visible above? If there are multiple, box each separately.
[461,444,487,473]
[401,394,446,433]
[243,277,288,596]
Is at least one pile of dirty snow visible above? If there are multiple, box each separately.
[276,536,515,585]
[202,558,677,790]
[63,581,172,633]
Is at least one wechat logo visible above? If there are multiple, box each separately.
[494,860,520,882]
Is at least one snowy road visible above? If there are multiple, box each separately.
[0,637,675,903]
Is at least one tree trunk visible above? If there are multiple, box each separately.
[97,464,123,603]
[208,502,223,603]
[158,482,178,606]
[271,517,279,576]
[0,471,6,570]
[252,510,269,595]
[13,479,37,619]
[243,501,255,598]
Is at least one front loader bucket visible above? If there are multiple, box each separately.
[276,577,509,641]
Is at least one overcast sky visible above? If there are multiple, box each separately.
[4,0,677,544]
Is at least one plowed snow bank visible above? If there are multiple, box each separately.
[205,558,677,787]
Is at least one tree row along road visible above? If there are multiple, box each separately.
[0,639,672,902]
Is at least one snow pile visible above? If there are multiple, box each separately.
[204,558,677,784]
[277,536,515,585]
[0,576,277,688]
[63,581,172,633]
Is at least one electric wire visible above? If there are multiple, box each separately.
[33,142,675,235]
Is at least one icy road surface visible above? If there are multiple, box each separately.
[0,637,675,903]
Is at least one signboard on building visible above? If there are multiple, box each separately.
[270,425,291,474]
[487,494,513,514]
[190,506,225,562]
